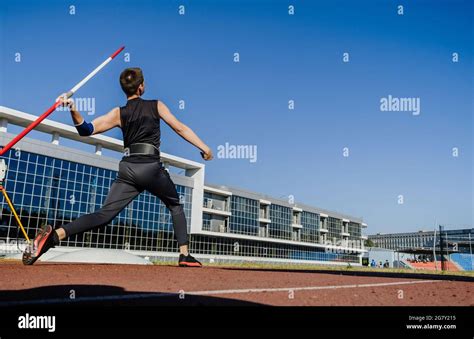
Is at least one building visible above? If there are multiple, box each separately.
[0,106,367,265]
[368,228,474,253]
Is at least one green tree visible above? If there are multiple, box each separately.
[364,239,375,247]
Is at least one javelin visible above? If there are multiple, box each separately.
[0,46,125,156]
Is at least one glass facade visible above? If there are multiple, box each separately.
[0,146,364,264]
[202,213,212,231]
[229,195,259,236]
[327,216,343,243]
[268,204,292,240]
[190,234,359,263]
[348,221,361,242]
[369,229,474,253]
[0,149,192,252]
[301,211,320,243]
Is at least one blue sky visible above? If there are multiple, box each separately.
[0,0,472,233]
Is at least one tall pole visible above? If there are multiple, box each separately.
[0,46,125,156]
[445,231,450,271]
[439,225,446,271]
[433,228,437,271]
[469,233,473,271]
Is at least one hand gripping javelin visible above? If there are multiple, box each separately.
[0,46,125,156]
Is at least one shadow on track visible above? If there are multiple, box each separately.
[0,284,263,307]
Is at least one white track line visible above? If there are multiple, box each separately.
[189,279,440,296]
[0,280,441,306]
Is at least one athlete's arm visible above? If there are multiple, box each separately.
[157,100,213,160]
[58,94,120,136]
[89,108,121,135]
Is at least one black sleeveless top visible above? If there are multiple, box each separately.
[120,97,161,163]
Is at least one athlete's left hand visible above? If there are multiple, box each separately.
[200,146,213,161]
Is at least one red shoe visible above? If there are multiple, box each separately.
[178,254,202,267]
[22,225,55,265]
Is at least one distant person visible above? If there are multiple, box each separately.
[370,259,376,267]
[22,68,213,267]
[383,260,390,268]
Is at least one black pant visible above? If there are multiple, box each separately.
[62,160,189,246]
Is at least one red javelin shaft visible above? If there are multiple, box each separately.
[0,46,125,156]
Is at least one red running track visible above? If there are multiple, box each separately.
[0,261,471,306]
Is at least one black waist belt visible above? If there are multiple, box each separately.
[124,143,160,156]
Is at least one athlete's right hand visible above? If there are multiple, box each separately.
[56,93,75,111]
[200,146,213,161]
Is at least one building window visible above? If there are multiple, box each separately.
[229,195,259,236]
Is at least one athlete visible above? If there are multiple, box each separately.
[22,67,213,267]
